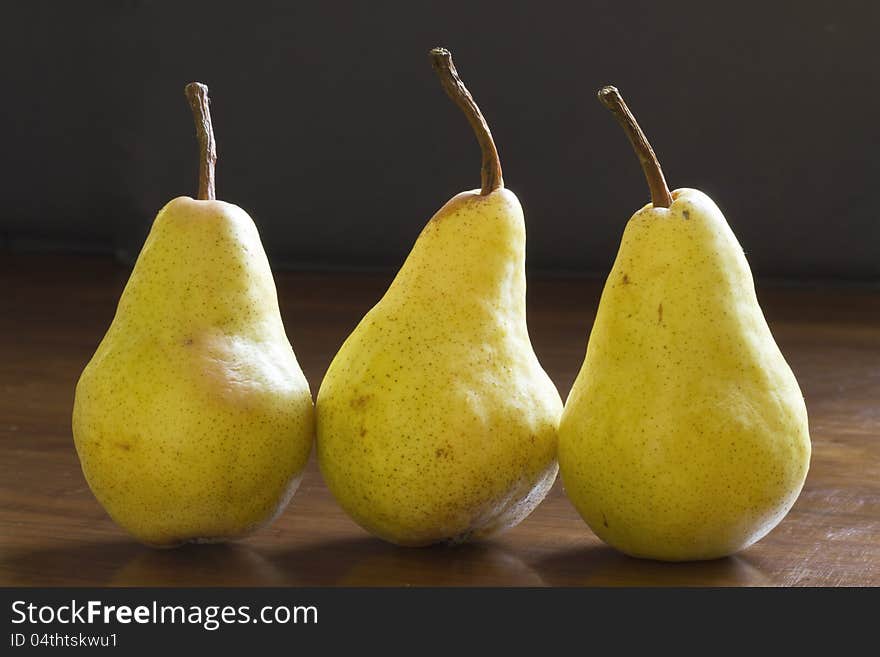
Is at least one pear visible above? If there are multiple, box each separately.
[316,48,562,547]
[72,83,314,547]
[558,86,811,561]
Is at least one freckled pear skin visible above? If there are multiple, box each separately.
[317,189,561,546]
[559,190,810,560]
[73,197,314,546]
[315,49,562,547]
[558,88,810,561]
[72,83,314,547]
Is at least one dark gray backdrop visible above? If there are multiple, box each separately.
[1,1,878,281]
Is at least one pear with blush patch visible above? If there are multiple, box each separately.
[72,83,314,546]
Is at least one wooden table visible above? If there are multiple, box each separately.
[1,254,877,586]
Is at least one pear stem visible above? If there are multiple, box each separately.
[184,82,217,201]
[598,86,672,209]
[430,47,503,195]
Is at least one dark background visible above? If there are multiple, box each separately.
[1,1,877,281]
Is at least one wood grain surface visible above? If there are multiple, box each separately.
[1,254,878,587]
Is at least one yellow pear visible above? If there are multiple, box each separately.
[316,48,562,547]
[558,86,811,561]
[72,83,313,546]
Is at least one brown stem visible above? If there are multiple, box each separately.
[184,82,217,201]
[598,85,672,208]
[430,47,503,195]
